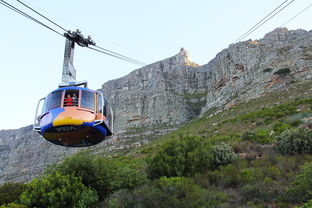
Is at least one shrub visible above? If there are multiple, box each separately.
[288,119,302,127]
[104,177,227,208]
[241,129,273,144]
[282,162,312,204]
[146,135,213,178]
[297,199,312,208]
[240,184,266,201]
[276,128,312,154]
[263,68,273,73]
[273,121,292,135]
[19,171,98,208]
[0,203,27,208]
[211,142,238,167]
[91,157,147,198]
[198,163,244,188]
[57,152,147,200]
[274,68,291,76]
[0,183,27,205]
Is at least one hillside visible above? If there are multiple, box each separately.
[0,27,311,185]
[1,78,312,207]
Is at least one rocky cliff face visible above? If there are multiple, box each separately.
[202,28,312,111]
[1,28,311,184]
[101,47,208,136]
[101,28,312,136]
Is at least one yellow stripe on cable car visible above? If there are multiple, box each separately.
[53,117,83,126]
[52,107,95,127]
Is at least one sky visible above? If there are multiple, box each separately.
[0,0,311,130]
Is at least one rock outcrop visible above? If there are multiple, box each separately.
[0,28,311,184]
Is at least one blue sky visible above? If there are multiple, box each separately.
[0,0,311,129]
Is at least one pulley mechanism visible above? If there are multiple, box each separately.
[64,29,96,47]
[60,29,95,87]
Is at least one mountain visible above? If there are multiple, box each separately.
[0,27,311,184]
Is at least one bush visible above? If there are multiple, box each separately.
[241,129,273,144]
[57,152,147,200]
[263,68,273,73]
[276,128,312,154]
[273,121,292,135]
[19,171,98,208]
[197,163,244,188]
[104,177,227,208]
[211,142,238,167]
[296,199,312,208]
[274,68,291,76]
[240,184,270,202]
[282,162,312,204]
[146,135,213,178]
[0,183,27,205]
[0,203,27,208]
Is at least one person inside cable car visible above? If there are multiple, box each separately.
[64,94,73,106]
[72,93,78,106]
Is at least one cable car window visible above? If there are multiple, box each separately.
[48,91,63,110]
[81,90,95,110]
[41,94,50,114]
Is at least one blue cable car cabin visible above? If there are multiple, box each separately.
[34,86,113,147]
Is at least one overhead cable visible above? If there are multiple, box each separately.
[0,0,64,37]
[233,0,289,43]
[17,0,68,33]
[88,46,146,66]
[0,0,147,66]
[234,0,295,43]
[94,45,147,66]
[281,2,312,27]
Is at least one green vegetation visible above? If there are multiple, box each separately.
[241,129,273,144]
[104,176,227,208]
[182,91,208,116]
[282,162,312,204]
[146,135,213,178]
[0,203,27,208]
[0,183,26,205]
[3,80,312,207]
[263,68,273,73]
[211,142,238,167]
[276,128,312,154]
[274,67,291,75]
[20,171,98,208]
[297,199,312,208]
[56,152,147,199]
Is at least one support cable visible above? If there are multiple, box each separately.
[0,0,147,66]
[234,0,289,43]
[0,0,64,37]
[17,0,68,33]
[281,2,312,27]
[94,45,147,66]
[234,0,295,43]
[88,46,146,66]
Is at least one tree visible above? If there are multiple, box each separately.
[19,171,98,208]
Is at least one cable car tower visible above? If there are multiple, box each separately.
[59,30,94,87]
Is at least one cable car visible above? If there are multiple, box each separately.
[34,84,113,147]
[34,30,113,147]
